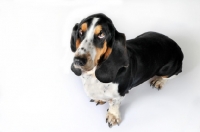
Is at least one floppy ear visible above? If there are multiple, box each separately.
[95,30,129,83]
[70,23,82,76]
[70,23,79,52]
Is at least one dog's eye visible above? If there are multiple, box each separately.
[79,30,83,36]
[98,31,105,39]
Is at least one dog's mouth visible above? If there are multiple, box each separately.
[74,65,94,72]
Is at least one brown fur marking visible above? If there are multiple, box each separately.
[94,25,102,35]
[94,41,107,65]
[104,47,112,59]
[81,23,87,32]
[76,39,80,49]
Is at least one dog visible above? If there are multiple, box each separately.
[70,13,184,127]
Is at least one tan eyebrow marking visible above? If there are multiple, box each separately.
[81,23,88,32]
[94,25,102,35]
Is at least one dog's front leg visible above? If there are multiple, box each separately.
[106,97,123,127]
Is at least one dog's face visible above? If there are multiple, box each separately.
[71,14,114,71]
[70,13,129,83]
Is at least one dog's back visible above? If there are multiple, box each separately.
[115,32,184,95]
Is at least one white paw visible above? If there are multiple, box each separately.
[150,76,166,90]
[106,110,121,127]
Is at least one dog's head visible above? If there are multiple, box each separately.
[70,13,129,83]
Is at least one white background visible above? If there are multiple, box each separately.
[0,0,200,132]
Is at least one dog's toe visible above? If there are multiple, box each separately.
[90,99,106,105]
[106,111,121,128]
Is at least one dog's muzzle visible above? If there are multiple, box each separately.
[73,57,87,66]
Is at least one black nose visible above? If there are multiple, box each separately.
[74,57,87,66]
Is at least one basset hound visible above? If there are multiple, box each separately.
[70,13,184,127]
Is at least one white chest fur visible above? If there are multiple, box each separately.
[80,72,120,101]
